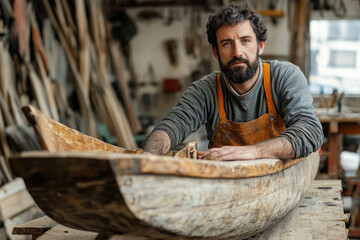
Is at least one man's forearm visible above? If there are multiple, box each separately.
[143,130,172,155]
[252,136,295,160]
[200,136,295,161]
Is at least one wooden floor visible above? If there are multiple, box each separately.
[12,180,349,240]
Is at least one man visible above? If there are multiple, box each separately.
[143,3,323,161]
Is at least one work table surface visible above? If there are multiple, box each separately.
[13,180,349,240]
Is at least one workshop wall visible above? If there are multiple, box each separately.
[126,0,291,121]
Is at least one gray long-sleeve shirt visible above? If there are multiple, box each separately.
[153,59,324,158]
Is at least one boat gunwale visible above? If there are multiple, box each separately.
[12,151,308,179]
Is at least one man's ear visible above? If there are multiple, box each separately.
[258,41,266,55]
[212,47,219,60]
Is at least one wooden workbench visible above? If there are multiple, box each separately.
[318,113,360,179]
[12,180,349,240]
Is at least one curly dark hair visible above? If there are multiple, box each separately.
[206,3,267,49]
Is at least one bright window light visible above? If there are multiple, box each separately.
[309,20,360,95]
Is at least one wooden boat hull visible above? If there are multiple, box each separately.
[10,151,319,240]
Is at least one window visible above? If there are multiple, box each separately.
[310,20,360,95]
[329,50,357,68]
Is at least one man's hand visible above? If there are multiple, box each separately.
[199,146,257,161]
[200,137,295,161]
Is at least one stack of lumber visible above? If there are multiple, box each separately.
[0,178,42,239]
[0,0,141,185]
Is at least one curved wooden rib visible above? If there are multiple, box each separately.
[22,105,141,154]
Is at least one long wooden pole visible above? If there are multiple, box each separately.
[42,0,97,137]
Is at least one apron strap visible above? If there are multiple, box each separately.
[216,73,227,122]
[263,62,276,115]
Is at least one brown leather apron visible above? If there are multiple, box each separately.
[212,62,286,147]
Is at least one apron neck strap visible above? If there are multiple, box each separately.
[216,73,227,122]
[263,62,276,115]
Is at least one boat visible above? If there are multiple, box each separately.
[10,105,320,240]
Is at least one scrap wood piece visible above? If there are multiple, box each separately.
[12,215,58,238]
[175,141,197,159]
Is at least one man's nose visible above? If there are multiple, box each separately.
[233,41,243,58]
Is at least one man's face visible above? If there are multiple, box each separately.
[213,20,266,84]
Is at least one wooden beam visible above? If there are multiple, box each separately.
[12,216,58,238]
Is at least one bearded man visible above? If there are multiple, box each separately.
[143,3,323,161]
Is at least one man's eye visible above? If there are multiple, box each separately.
[222,42,231,47]
[243,39,250,43]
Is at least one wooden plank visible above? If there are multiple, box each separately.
[87,0,137,149]
[110,41,142,134]
[42,0,97,137]
[0,178,25,201]
[0,98,13,182]
[30,9,59,122]
[0,188,35,221]
[37,224,98,239]
[76,0,90,92]
[5,206,43,240]
[26,62,53,119]
[14,180,347,240]
[12,215,58,238]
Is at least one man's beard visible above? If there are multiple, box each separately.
[218,50,259,84]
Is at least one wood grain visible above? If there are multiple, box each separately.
[10,150,319,239]
[21,105,136,153]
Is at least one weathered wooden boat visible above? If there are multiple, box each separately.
[10,105,320,240]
